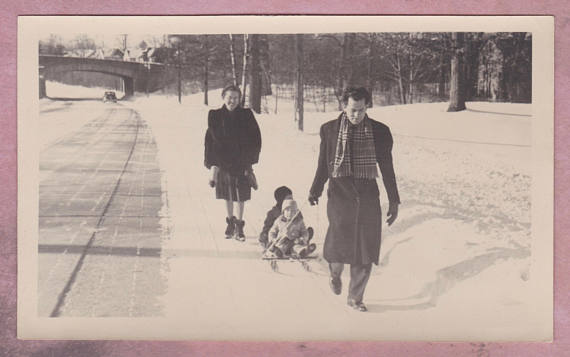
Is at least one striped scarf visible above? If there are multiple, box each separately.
[332,113,378,179]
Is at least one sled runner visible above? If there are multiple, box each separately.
[262,254,318,272]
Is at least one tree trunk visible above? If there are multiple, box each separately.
[274,86,278,114]
[396,52,406,104]
[335,33,354,110]
[228,34,238,86]
[241,34,249,107]
[248,34,262,113]
[294,34,304,131]
[463,37,479,101]
[342,33,356,90]
[39,73,47,98]
[366,33,375,107]
[408,33,414,104]
[448,32,467,112]
[258,35,272,96]
[203,36,209,106]
[408,56,414,104]
[438,50,446,99]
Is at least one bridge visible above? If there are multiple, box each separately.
[39,55,170,98]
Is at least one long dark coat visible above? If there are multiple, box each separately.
[309,114,400,265]
[204,106,261,175]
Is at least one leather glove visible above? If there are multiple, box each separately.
[386,202,399,226]
[308,195,319,206]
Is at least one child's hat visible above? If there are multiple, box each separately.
[282,198,298,212]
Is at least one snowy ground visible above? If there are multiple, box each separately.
[122,89,537,340]
[40,82,126,151]
[37,83,545,340]
[45,81,125,99]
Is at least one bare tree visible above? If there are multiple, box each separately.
[388,45,407,105]
[366,33,376,107]
[294,34,304,131]
[406,33,436,104]
[258,35,272,96]
[448,32,467,112]
[378,33,408,104]
[241,34,249,107]
[335,33,356,109]
[438,35,450,99]
[39,34,66,56]
[71,34,97,57]
[203,35,209,105]
[117,34,128,52]
[248,34,262,113]
[228,34,238,86]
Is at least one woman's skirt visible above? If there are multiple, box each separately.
[215,168,251,202]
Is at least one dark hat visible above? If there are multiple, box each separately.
[274,186,293,204]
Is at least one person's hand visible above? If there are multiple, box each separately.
[308,195,319,206]
[209,166,219,188]
[386,202,399,226]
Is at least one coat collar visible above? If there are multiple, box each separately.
[334,112,371,130]
[221,104,243,114]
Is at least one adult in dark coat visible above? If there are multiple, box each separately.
[204,85,262,241]
[309,87,400,312]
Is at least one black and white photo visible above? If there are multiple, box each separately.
[18,16,553,341]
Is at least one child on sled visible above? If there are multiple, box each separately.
[264,198,316,259]
[259,186,293,248]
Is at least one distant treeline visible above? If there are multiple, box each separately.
[41,32,531,107]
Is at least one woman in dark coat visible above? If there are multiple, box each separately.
[204,85,261,241]
[308,87,400,311]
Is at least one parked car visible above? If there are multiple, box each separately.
[103,91,118,103]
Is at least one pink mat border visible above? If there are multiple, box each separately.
[1,2,568,356]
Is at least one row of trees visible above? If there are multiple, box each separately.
[40,32,532,129]
[156,32,530,129]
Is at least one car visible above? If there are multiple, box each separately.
[103,91,118,103]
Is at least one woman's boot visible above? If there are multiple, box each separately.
[235,219,246,242]
[225,216,236,239]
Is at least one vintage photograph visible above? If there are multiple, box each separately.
[18,16,553,340]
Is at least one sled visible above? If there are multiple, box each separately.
[262,254,318,272]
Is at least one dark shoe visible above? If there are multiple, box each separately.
[259,236,268,248]
[297,243,316,258]
[347,299,368,312]
[235,220,245,242]
[306,243,316,255]
[329,277,342,295]
[225,216,236,238]
[274,247,283,258]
